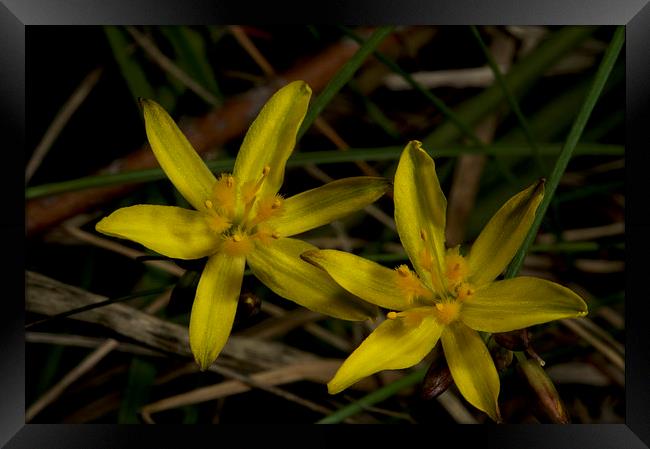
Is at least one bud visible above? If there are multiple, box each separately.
[494,328,530,351]
[420,348,453,400]
[518,357,570,424]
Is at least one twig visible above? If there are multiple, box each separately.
[26,271,316,369]
[559,319,625,371]
[63,224,184,277]
[26,332,162,357]
[141,360,344,420]
[26,339,119,422]
[125,26,220,106]
[25,289,172,422]
[26,67,104,183]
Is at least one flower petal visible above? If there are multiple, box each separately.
[247,238,376,321]
[267,177,391,237]
[95,205,220,259]
[189,253,245,370]
[141,99,216,211]
[467,179,544,286]
[233,81,311,197]
[460,276,588,333]
[301,249,426,311]
[328,307,442,394]
[394,141,447,293]
[442,321,501,422]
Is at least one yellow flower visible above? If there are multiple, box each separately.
[96,81,388,370]
[301,140,588,422]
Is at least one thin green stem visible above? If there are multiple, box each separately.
[297,26,394,140]
[316,368,426,424]
[25,143,622,199]
[469,26,547,175]
[339,26,484,147]
[504,26,625,279]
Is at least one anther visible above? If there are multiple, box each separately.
[396,265,411,277]
[233,234,243,242]
[435,303,444,311]
[271,232,281,239]
[204,199,213,209]
[262,165,271,176]
[420,229,428,241]
[272,198,282,209]
[386,311,398,320]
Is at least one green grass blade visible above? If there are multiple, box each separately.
[340,25,484,147]
[469,25,547,174]
[504,26,625,279]
[160,26,222,101]
[104,26,156,105]
[25,143,623,199]
[118,357,157,423]
[424,26,597,148]
[316,368,426,424]
[297,26,394,139]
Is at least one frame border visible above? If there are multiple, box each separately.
[4,1,649,447]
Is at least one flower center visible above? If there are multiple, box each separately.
[203,166,284,256]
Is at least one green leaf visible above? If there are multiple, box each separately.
[118,357,157,424]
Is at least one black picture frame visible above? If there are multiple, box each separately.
[4,1,649,447]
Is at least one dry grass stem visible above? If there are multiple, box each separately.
[26,67,104,182]
[126,26,221,106]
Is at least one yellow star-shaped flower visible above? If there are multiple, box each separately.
[96,81,387,370]
[302,140,588,422]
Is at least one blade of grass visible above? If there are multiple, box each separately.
[25,143,623,199]
[118,357,157,423]
[340,25,484,147]
[424,26,597,149]
[104,26,156,106]
[470,25,547,175]
[504,26,625,279]
[316,368,426,424]
[25,287,171,329]
[297,26,395,139]
[160,26,222,100]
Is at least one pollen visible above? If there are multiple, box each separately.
[221,231,254,257]
[445,246,468,286]
[252,226,279,246]
[251,194,284,225]
[394,265,433,304]
[434,302,461,325]
[454,282,474,301]
[211,174,237,217]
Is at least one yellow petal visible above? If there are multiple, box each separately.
[394,141,447,293]
[189,253,246,370]
[467,179,544,286]
[233,81,311,198]
[301,249,429,311]
[247,238,376,321]
[460,276,588,333]
[328,307,442,394]
[95,205,220,259]
[441,321,501,422]
[266,177,390,237]
[141,99,216,212]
